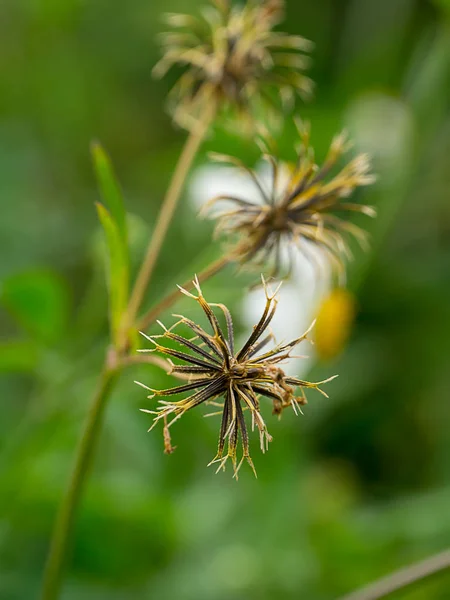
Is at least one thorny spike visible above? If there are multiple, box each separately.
[138,331,157,345]
[177,284,196,299]
[261,274,283,301]
[134,380,153,392]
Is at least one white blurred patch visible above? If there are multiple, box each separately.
[189,164,260,212]
[242,249,331,377]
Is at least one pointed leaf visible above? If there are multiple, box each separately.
[91,141,127,245]
[96,202,129,345]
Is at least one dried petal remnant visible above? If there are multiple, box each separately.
[153,0,313,130]
[137,277,335,477]
[205,121,376,280]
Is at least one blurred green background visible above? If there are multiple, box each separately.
[1,0,450,598]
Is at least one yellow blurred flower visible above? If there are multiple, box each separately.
[314,288,356,360]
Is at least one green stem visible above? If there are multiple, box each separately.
[40,100,217,600]
[125,103,216,336]
[40,362,119,600]
[40,102,217,600]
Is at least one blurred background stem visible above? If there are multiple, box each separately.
[340,548,450,600]
[40,363,119,600]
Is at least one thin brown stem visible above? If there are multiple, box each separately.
[137,254,230,332]
[40,362,119,600]
[125,104,216,337]
[339,549,450,600]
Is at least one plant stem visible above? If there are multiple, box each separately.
[125,105,216,333]
[137,254,230,332]
[40,362,119,600]
[40,105,217,600]
[339,549,450,600]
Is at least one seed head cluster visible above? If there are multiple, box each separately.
[153,0,313,130]
[205,120,376,279]
[137,278,335,478]
[136,0,379,479]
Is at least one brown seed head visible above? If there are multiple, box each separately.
[204,120,376,280]
[136,276,336,477]
[153,0,313,130]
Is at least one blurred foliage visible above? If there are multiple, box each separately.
[0,0,449,599]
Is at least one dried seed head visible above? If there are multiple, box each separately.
[204,120,377,281]
[137,276,336,478]
[153,0,313,131]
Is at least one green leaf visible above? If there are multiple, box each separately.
[0,270,70,344]
[96,202,129,345]
[91,141,127,245]
[0,340,39,372]
[91,143,130,345]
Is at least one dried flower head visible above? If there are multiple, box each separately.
[153,0,313,130]
[204,120,376,280]
[136,276,335,478]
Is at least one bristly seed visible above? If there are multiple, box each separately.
[136,276,337,478]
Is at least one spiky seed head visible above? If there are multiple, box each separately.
[136,277,336,478]
[153,0,313,131]
[204,120,377,281]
